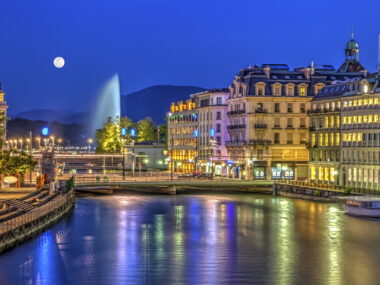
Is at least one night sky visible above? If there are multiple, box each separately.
[0,0,379,114]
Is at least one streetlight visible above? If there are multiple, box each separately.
[50,136,55,149]
[35,137,41,150]
[13,139,17,150]
[87,138,93,154]
[19,139,23,150]
[57,138,62,152]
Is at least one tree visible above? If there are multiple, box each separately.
[137,117,156,142]
[95,116,135,153]
[0,151,37,187]
[158,123,167,144]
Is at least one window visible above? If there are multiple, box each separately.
[216,112,221,120]
[216,136,221,145]
[274,103,280,113]
[274,133,280,144]
[314,83,325,95]
[272,83,282,96]
[300,118,306,128]
[256,83,266,96]
[287,118,293,128]
[216,123,221,133]
[299,84,308,96]
[216,97,222,105]
[287,133,293,144]
[300,103,306,113]
[300,133,306,144]
[286,84,295,96]
[287,103,293,113]
[274,118,280,128]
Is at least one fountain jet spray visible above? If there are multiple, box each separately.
[90,74,121,135]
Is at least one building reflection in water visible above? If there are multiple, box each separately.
[2,194,380,284]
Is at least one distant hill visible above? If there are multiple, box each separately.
[121,85,207,123]
[10,109,90,124]
[10,85,208,125]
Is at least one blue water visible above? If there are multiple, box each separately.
[1,194,380,285]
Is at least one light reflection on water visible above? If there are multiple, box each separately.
[1,194,380,284]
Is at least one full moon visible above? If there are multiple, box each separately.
[53,57,65,68]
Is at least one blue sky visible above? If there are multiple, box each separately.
[0,0,379,113]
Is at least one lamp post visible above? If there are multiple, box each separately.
[19,139,23,151]
[87,138,93,154]
[50,136,55,150]
[57,138,62,152]
[36,137,41,150]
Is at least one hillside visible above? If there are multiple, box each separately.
[121,85,207,123]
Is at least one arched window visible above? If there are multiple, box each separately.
[298,84,308,96]
[285,83,295,96]
[272,83,282,96]
[255,82,266,96]
[314,83,325,95]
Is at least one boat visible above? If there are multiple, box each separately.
[344,197,380,217]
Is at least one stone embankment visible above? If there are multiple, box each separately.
[0,187,75,253]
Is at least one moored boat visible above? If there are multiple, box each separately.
[344,197,380,217]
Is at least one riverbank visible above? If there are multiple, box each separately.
[0,189,75,253]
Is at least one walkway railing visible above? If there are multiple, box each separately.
[0,190,74,235]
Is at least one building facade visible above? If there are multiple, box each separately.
[308,36,369,186]
[193,89,229,176]
[340,78,380,191]
[167,99,198,173]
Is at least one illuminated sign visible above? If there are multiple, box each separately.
[130,129,136,137]
[121,128,127,136]
[41,126,50,136]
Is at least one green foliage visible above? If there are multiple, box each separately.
[314,190,322,196]
[0,150,37,176]
[158,123,167,144]
[344,187,353,195]
[95,116,135,153]
[137,117,156,143]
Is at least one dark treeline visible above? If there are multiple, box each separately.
[7,118,91,146]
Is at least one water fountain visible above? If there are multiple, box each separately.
[90,74,121,135]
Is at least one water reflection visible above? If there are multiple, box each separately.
[1,194,380,284]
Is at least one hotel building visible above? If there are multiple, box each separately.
[167,98,198,173]
[308,36,369,186]
[193,89,229,175]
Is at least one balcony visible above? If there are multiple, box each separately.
[254,123,267,129]
[285,125,295,129]
[227,124,246,130]
[249,139,272,146]
[225,140,247,146]
[254,108,267,114]
[309,126,316,131]
[272,125,282,129]
[227,110,246,116]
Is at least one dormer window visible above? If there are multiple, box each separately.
[272,83,282,96]
[298,84,308,96]
[285,84,295,96]
[256,82,266,96]
[314,83,325,95]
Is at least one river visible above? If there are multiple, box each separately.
[0,193,379,285]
